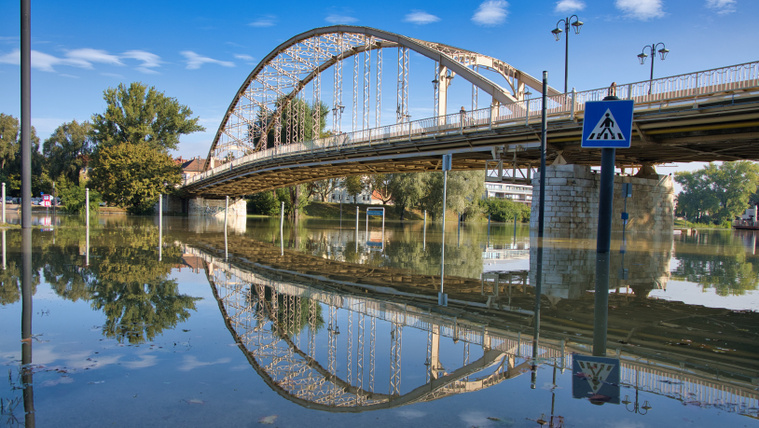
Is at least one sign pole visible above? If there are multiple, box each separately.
[593,147,615,356]
[580,94,634,357]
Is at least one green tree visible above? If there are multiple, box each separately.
[91,82,204,151]
[676,161,759,224]
[253,98,329,149]
[252,98,329,218]
[43,120,93,184]
[89,142,181,214]
[0,113,19,172]
[57,177,102,213]
[0,114,46,197]
[309,178,338,202]
[422,170,485,221]
[483,197,531,222]
[369,173,393,204]
[675,170,718,223]
[389,173,427,220]
[276,184,310,219]
[344,175,365,203]
[248,190,280,215]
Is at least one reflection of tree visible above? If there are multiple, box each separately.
[250,285,324,336]
[673,231,759,296]
[39,224,200,344]
[0,261,22,304]
[87,228,199,344]
[92,277,197,343]
[0,231,40,305]
[382,225,484,280]
[42,242,93,302]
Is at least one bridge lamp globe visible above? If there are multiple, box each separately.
[637,52,648,65]
[571,19,583,34]
[657,47,669,60]
[551,26,563,41]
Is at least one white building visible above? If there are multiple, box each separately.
[484,182,532,206]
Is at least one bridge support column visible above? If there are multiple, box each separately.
[530,164,674,236]
[189,197,247,221]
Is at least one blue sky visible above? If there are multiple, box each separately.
[0,0,756,161]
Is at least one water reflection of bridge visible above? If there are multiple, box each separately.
[183,242,759,417]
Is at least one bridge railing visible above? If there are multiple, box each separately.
[185,61,759,187]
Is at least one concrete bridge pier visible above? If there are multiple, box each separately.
[189,196,247,221]
[529,163,675,237]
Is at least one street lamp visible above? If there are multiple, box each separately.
[637,43,669,94]
[551,15,583,94]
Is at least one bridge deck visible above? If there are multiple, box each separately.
[184,61,759,197]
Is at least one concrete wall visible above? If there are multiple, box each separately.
[189,197,247,222]
[529,164,675,237]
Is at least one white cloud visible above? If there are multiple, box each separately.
[0,49,63,72]
[615,0,665,20]
[122,50,161,74]
[404,10,440,25]
[234,54,255,61]
[706,0,736,14]
[472,1,509,26]
[1,47,136,72]
[249,15,277,27]
[555,0,585,13]
[325,14,358,24]
[65,48,123,68]
[181,51,234,70]
[178,355,231,371]
[32,51,63,71]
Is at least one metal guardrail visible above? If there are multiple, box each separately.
[185,61,759,188]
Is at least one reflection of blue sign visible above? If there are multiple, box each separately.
[582,100,634,148]
[572,354,620,404]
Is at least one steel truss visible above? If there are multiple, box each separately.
[205,25,549,170]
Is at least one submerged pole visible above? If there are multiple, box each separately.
[593,147,616,357]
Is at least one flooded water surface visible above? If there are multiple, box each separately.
[1,214,757,427]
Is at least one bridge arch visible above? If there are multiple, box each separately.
[205,25,556,170]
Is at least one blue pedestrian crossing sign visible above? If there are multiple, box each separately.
[581,99,634,148]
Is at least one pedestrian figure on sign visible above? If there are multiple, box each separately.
[600,113,615,139]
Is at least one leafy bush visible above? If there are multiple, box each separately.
[248,191,280,215]
[483,197,530,222]
[57,178,101,214]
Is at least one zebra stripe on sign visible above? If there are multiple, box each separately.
[587,109,625,141]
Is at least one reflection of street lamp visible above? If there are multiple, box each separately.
[622,392,652,414]
[551,15,583,94]
[622,369,652,414]
[637,43,669,94]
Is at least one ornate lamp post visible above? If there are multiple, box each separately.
[551,15,583,94]
[637,43,669,94]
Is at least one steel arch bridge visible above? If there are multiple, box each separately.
[206,25,553,166]
[184,25,759,197]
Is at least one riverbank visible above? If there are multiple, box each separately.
[302,201,423,221]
